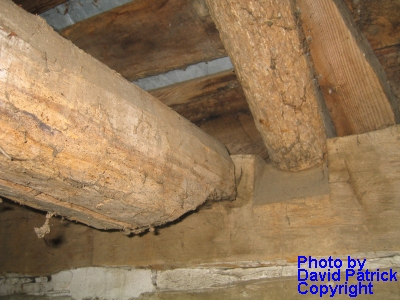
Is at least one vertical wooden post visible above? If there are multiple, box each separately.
[206,0,327,171]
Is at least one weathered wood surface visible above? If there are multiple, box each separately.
[60,0,226,81]
[344,0,400,112]
[298,0,398,136]
[328,125,400,243]
[149,70,248,123]
[1,125,400,275]
[11,0,66,14]
[0,0,235,234]
[206,0,327,171]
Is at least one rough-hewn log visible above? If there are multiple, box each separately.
[60,0,226,81]
[298,0,398,136]
[0,0,235,234]
[149,70,248,123]
[206,0,327,171]
[12,0,67,14]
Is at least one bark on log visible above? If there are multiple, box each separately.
[0,0,235,234]
[206,0,327,171]
[298,0,398,136]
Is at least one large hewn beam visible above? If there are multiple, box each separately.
[298,0,398,136]
[206,0,327,171]
[0,1,235,234]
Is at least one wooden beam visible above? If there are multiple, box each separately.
[2,125,400,275]
[149,70,249,123]
[206,0,327,171]
[298,0,399,136]
[343,0,400,110]
[12,0,66,14]
[0,0,235,234]
[60,0,226,81]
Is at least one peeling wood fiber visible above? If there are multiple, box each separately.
[206,0,327,171]
[0,0,236,234]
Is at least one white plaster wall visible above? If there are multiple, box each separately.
[1,252,400,299]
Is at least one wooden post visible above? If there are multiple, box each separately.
[206,0,327,171]
[298,0,399,136]
[0,0,235,234]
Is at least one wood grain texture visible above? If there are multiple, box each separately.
[0,0,235,234]
[60,0,226,81]
[206,0,327,171]
[12,0,66,14]
[343,0,400,120]
[328,125,400,244]
[298,0,398,136]
[149,70,249,123]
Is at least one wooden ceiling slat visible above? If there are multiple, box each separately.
[298,0,398,136]
[60,0,227,81]
[12,0,67,14]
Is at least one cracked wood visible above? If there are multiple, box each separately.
[0,0,235,234]
[206,0,327,171]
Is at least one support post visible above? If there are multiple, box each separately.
[206,0,327,171]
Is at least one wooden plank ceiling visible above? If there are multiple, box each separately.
[60,0,227,81]
[12,0,400,159]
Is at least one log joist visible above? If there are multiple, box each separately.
[0,0,235,234]
[206,0,327,171]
